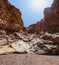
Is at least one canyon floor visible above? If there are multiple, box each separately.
[0,54,59,65]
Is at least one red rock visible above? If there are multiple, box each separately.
[27,19,44,34]
[28,0,59,33]
[0,0,25,31]
[43,0,59,32]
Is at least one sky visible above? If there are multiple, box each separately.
[9,0,53,27]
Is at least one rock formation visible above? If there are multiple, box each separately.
[26,0,59,55]
[0,0,25,31]
[27,19,44,34]
[44,0,59,32]
[28,0,59,33]
[0,0,59,55]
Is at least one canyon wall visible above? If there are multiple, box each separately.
[0,0,25,31]
[0,0,59,55]
[28,0,59,34]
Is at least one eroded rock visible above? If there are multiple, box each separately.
[0,0,59,55]
[0,0,25,31]
[28,0,59,33]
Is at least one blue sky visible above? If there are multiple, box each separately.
[9,0,53,27]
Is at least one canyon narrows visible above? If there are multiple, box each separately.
[0,0,59,55]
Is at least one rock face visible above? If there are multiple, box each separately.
[44,0,59,32]
[0,0,25,31]
[27,20,44,34]
[0,29,59,55]
[28,0,59,33]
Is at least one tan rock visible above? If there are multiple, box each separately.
[0,45,15,55]
[11,40,30,53]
